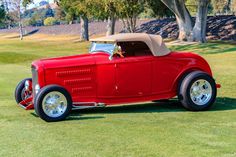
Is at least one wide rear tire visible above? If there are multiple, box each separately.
[178,71,217,111]
[34,85,72,122]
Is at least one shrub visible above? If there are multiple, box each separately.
[44,17,57,26]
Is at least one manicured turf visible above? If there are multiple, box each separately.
[0,35,235,157]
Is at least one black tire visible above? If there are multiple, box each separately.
[34,85,72,122]
[178,71,217,111]
[15,78,32,104]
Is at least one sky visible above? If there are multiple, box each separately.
[28,0,54,9]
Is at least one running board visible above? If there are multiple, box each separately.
[72,102,106,110]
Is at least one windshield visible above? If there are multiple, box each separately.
[90,42,115,55]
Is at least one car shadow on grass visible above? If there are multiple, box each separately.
[30,97,235,121]
[66,115,105,121]
[30,112,105,121]
[71,97,236,115]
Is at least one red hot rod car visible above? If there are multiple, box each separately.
[15,33,220,122]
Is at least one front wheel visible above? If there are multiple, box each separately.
[178,71,217,111]
[34,85,72,122]
[15,78,32,104]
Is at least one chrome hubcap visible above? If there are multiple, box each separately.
[190,79,212,106]
[42,92,68,118]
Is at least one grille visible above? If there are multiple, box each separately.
[31,66,38,96]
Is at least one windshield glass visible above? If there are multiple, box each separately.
[90,42,115,55]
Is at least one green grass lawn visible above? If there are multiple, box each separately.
[0,37,235,157]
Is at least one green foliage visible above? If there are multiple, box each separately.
[87,0,118,20]
[231,0,236,13]
[146,0,173,18]
[24,7,55,26]
[139,7,155,18]
[0,5,6,25]
[211,0,229,14]
[28,16,38,26]
[54,7,66,21]
[57,0,87,23]
[185,0,198,16]
[116,0,145,19]
[44,17,57,26]
[58,0,91,17]
[115,0,146,32]
[22,0,33,8]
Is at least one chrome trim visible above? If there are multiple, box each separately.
[72,102,106,110]
[31,66,38,96]
[72,106,97,110]
[190,79,212,106]
[42,91,68,118]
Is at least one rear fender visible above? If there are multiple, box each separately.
[172,67,212,94]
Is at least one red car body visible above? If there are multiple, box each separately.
[31,51,212,107]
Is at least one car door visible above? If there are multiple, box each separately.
[114,56,153,98]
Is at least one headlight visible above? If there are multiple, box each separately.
[25,80,30,90]
[35,84,40,94]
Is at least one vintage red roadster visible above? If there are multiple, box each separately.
[15,33,221,122]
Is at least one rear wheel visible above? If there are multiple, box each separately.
[178,71,217,111]
[15,78,32,104]
[34,85,72,122]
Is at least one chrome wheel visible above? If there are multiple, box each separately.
[190,79,212,106]
[42,91,68,118]
[21,88,31,100]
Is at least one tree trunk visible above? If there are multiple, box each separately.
[18,8,23,40]
[161,0,193,41]
[106,16,116,36]
[193,0,210,43]
[176,14,193,41]
[130,15,137,33]
[122,17,137,33]
[80,16,89,41]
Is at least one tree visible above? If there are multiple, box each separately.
[147,0,173,18]
[211,0,228,15]
[103,0,117,36]
[44,17,57,26]
[10,0,24,40]
[4,0,33,40]
[230,0,236,14]
[58,0,90,41]
[0,4,6,26]
[116,0,145,33]
[54,7,66,22]
[87,0,118,36]
[193,0,210,43]
[160,0,210,43]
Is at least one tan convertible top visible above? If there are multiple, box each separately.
[90,33,170,56]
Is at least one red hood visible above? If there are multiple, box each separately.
[32,53,96,69]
